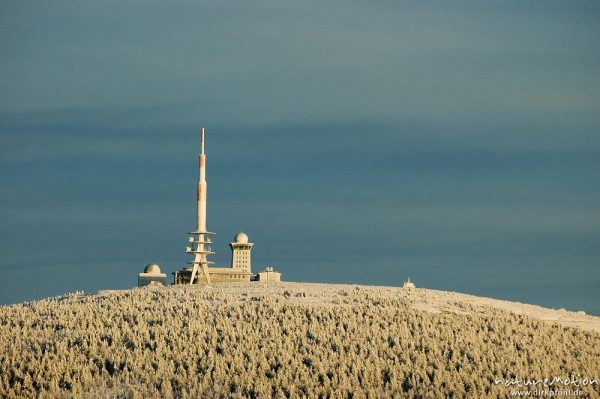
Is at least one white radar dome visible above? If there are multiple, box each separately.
[234,232,249,244]
[144,263,161,274]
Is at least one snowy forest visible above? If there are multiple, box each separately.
[1,283,599,398]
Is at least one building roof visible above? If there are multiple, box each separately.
[144,263,162,274]
[234,231,249,244]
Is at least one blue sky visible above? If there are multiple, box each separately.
[1,1,599,314]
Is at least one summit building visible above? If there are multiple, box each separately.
[166,128,281,285]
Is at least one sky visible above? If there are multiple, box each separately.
[1,1,599,314]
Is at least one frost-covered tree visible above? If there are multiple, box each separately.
[0,284,598,398]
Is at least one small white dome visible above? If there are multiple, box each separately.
[235,232,249,243]
[144,263,161,274]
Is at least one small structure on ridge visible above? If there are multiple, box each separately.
[138,264,167,287]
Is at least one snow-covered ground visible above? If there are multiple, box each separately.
[129,281,600,332]
[3,281,598,398]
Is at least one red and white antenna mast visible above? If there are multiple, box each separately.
[187,128,214,284]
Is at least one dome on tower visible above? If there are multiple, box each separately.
[144,263,161,274]
[234,232,249,244]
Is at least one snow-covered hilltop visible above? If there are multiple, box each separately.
[1,282,599,398]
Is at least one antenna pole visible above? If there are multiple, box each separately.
[201,128,205,155]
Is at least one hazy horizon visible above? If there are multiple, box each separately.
[1,1,599,314]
